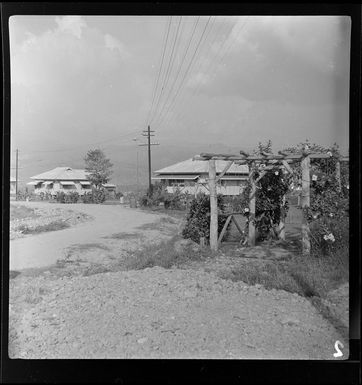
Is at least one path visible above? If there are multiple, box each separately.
[10,202,166,271]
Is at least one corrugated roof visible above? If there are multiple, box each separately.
[154,158,249,175]
[30,167,90,181]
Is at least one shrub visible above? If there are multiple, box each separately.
[92,187,106,203]
[182,193,228,244]
[64,191,79,203]
[56,191,65,203]
[82,192,93,204]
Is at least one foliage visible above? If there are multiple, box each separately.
[182,193,228,244]
[84,149,113,189]
[139,182,189,210]
[56,191,65,203]
[82,192,93,204]
[64,191,79,203]
[283,140,349,255]
[55,191,79,203]
[81,188,106,204]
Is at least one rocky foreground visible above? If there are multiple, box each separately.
[9,267,348,360]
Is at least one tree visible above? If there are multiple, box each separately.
[84,149,113,189]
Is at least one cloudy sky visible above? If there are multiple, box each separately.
[9,15,350,165]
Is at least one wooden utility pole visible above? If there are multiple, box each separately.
[140,126,159,195]
[15,149,19,201]
[248,161,256,246]
[209,159,218,251]
[301,155,311,255]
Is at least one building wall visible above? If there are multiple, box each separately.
[10,182,16,195]
[33,181,92,196]
[165,180,246,196]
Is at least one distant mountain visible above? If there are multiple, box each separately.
[14,142,246,192]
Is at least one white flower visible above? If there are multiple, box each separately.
[329,213,334,217]
[346,185,349,190]
[324,233,335,242]
[312,174,318,181]
[244,207,249,212]
[327,151,332,157]
[275,171,279,176]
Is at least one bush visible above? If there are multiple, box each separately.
[80,188,106,204]
[64,191,79,203]
[182,193,228,244]
[92,187,106,203]
[82,192,93,203]
[56,191,65,203]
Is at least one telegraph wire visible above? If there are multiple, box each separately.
[150,16,201,127]
[150,16,183,125]
[152,16,212,129]
[145,16,172,127]
[159,17,238,129]
[161,16,250,130]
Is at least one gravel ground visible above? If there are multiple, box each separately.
[9,267,348,360]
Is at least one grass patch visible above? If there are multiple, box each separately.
[124,236,207,271]
[69,243,110,251]
[10,204,39,221]
[218,247,349,299]
[103,232,139,240]
[17,220,70,234]
[82,264,111,276]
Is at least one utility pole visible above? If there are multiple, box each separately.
[132,138,139,192]
[139,126,159,195]
[15,149,19,201]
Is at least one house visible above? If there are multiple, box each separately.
[153,157,249,196]
[10,176,17,195]
[28,167,116,196]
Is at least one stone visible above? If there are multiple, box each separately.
[137,337,148,344]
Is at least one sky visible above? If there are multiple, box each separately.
[9,15,351,170]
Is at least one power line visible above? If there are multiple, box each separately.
[150,16,201,128]
[153,16,212,130]
[150,16,183,125]
[21,129,141,154]
[160,17,238,129]
[161,16,250,130]
[145,16,172,127]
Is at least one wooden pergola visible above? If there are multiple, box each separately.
[193,149,349,255]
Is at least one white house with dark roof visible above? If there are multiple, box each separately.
[28,167,116,196]
[153,157,249,196]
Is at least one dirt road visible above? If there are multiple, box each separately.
[10,202,170,271]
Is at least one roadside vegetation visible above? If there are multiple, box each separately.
[16,221,70,234]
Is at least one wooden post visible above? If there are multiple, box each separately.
[336,160,341,192]
[301,155,311,255]
[248,162,256,246]
[279,195,286,241]
[209,159,218,251]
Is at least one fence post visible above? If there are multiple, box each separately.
[209,159,218,251]
[301,155,311,255]
[248,161,256,246]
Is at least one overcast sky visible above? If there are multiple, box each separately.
[9,15,350,163]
